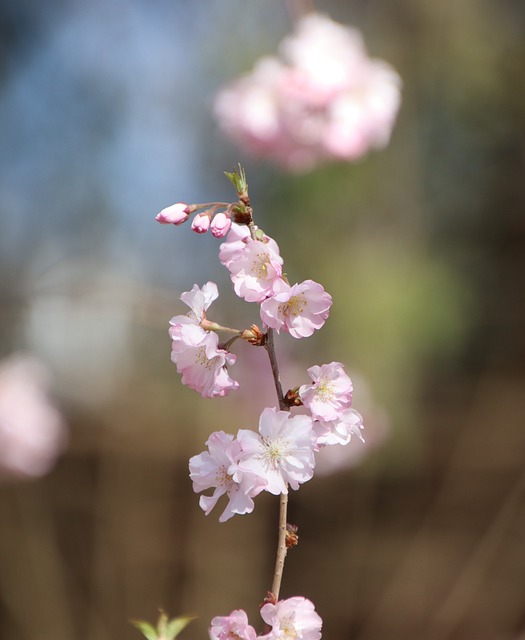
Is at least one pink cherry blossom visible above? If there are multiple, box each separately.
[209,609,257,640]
[189,431,267,523]
[226,237,283,303]
[170,324,238,398]
[210,212,232,239]
[314,408,365,447]
[214,13,401,173]
[191,212,211,234]
[260,279,332,339]
[0,355,66,480]
[258,597,322,640]
[175,281,219,325]
[237,408,315,495]
[155,202,190,225]
[299,362,353,422]
[219,223,280,269]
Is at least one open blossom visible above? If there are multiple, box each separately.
[260,279,332,339]
[258,597,322,640]
[237,407,315,495]
[168,282,238,397]
[214,13,401,173]
[209,610,257,640]
[219,223,280,269]
[299,362,353,422]
[314,408,365,447]
[170,324,238,398]
[226,237,283,302]
[190,431,266,522]
[0,355,66,480]
[171,281,219,326]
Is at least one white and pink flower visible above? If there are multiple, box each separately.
[171,281,219,326]
[299,362,353,422]
[260,279,332,339]
[169,283,239,397]
[209,609,257,640]
[314,408,365,447]
[190,431,267,523]
[226,237,283,303]
[258,597,322,640]
[170,324,238,398]
[219,223,280,269]
[237,407,316,495]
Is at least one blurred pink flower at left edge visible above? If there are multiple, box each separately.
[0,354,67,481]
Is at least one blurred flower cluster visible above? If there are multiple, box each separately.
[0,355,66,481]
[214,13,401,173]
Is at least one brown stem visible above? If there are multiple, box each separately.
[271,492,289,601]
[264,329,287,411]
[263,327,290,600]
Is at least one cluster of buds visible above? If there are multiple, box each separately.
[156,202,234,238]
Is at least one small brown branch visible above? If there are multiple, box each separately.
[264,329,287,411]
[271,492,289,601]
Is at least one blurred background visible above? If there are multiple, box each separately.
[1,0,525,639]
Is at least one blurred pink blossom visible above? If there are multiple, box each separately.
[0,355,66,480]
[214,13,401,172]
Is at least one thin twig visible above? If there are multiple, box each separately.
[271,493,289,601]
[264,327,290,600]
[265,328,287,411]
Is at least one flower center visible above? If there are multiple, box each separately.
[261,436,290,470]
[279,615,297,640]
[278,294,307,317]
[195,347,220,370]
[215,464,234,491]
[315,378,335,401]
[251,250,270,279]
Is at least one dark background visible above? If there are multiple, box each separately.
[1,1,524,639]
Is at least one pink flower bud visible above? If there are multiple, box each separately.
[210,212,232,238]
[155,202,190,225]
[191,212,211,234]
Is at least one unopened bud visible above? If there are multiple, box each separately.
[191,212,211,234]
[155,202,190,225]
[210,212,232,238]
[241,324,266,346]
[284,387,302,407]
[285,523,299,549]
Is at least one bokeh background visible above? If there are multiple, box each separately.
[1,0,525,639]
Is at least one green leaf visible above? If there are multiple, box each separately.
[131,613,196,640]
[167,615,196,638]
[224,164,248,197]
[131,620,158,640]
